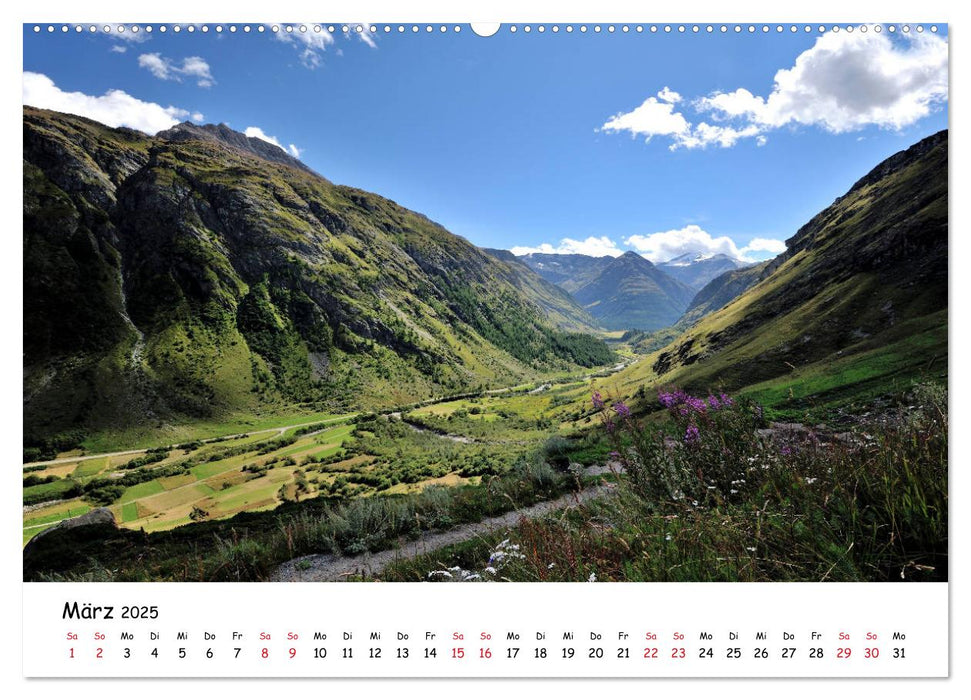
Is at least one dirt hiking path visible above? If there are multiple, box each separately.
[271,469,618,582]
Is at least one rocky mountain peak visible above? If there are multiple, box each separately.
[156,121,316,175]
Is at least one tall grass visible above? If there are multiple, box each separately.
[382,383,947,582]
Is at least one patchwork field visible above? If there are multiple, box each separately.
[22,366,623,544]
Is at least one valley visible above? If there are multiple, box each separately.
[22,107,948,584]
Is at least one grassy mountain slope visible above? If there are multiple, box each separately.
[572,251,697,331]
[23,108,612,452]
[608,130,947,415]
[481,248,603,333]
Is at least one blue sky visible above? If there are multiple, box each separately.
[23,24,949,262]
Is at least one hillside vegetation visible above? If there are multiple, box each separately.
[606,130,947,418]
[23,108,612,457]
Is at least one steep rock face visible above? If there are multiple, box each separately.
[572,251,697,331]
[23,107,612,447]
[649,130,948,392]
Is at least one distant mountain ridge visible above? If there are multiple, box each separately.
[571,251,697,331]
[514,252,612,293]
[513,249,746,331]
[657,252,747,290]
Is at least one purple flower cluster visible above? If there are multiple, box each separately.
[592,391,605,410]
[658,389,733,416]
[613,401,631,418]
[684,424,701,445]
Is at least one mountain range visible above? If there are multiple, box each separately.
[23,107,612,448]
[22,105,948,448]
[515,249,746,331]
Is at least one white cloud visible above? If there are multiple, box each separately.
[657,86,682,104]
[625,225,738,262]
[624,225,786,263]
[602,31,948,150]
[110,45,127,54]
[244,126,301,158]
[676,122,763,149]
[110,30,150,43]
[698,32,948,133]
[600,89,691,143]
[738,238,786,260]
[276,25,336,69]
[347,23,377,48]
[276,23,377,68]
[23,71,201,134]
[510,236,623,258]
[138,53,215,87]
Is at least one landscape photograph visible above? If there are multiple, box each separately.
[22,23,948,583]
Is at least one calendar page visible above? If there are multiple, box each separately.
[17,0,954,688]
